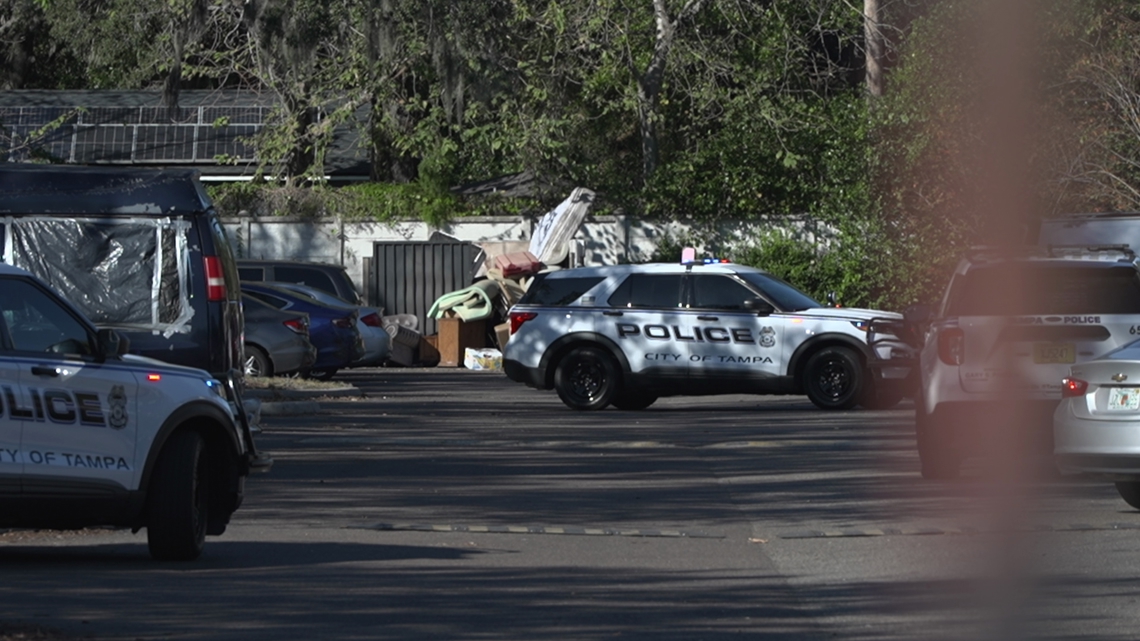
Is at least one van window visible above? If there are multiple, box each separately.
[5,217,194,332]
[239,267,265,281]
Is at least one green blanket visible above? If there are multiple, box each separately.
[428,279,501,322]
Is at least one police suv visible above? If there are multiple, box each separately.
[502,260,914,411]
[912,245,1140,479]
[0,264,269,560]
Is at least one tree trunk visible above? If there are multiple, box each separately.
[864,0,884,97]
[636,0,704,185]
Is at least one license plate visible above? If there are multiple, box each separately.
[1108,388,1140,411]
[1033,343,1075,364]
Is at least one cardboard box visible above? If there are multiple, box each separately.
[437,317,486,367]
[419,334,440,366]
[495,322,511,351]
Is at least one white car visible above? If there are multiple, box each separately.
[0,263,269,560]
[913,245,1140,479]
[503,260,914,411]
[1055,341,1140,508]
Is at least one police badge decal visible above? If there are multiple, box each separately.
[759,327,776,348]
[107,385,129,430]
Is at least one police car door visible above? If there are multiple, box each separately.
[599,273,691,386]
[3,278,139,494]
[685,273,784,382]
[0,310,21,493]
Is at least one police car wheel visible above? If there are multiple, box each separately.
[610,392,658,411]
[147,430,209,561]
[554,346,619,411]
[1115,482,1140,510]
[915,404,961,480]
[244,345,272,378]
[803,346,862,410]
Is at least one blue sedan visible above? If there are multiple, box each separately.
[242,282,364,380]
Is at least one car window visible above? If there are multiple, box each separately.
[606,274,683,308]
[518,275,604,306]
[736,272,820,311]
[946,263,1140,316]
[689,275,757,311]
[0,278,93,355]
[243,290,289,311]
[274,267,337,297]
[239,267,265,281]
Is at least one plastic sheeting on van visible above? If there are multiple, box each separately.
[3,216,195,336]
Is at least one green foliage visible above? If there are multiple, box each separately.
[328,181,461,228]
[732,235,847,305]
[206,179,536,228]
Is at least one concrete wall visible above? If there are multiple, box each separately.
[222,214,832,294]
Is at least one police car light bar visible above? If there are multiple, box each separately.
[679,247,731,265]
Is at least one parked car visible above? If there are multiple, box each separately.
[0,263,268,560]
[242,293,317,377]
[242,282,364,380]
[268,281,390,367]
[503,259,914,411]
[0,165,245,380]
[1055,340,1140,509]
[238,260,363,305]
[911,244,1140,479]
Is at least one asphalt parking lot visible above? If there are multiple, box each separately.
[3,367,1140,640]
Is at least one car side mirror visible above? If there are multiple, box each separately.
[97,328,129,358]
[744,298,775,316]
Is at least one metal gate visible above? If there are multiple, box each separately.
[369,240,478,336]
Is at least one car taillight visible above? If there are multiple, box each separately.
[937,327,965,366]
[1062,377,1089,398]
[361,312,382,328]
[283,317,308,334]
[332,316,354,329]
[204,256,227,302]
[509,311,538,334]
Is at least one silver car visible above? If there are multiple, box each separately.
[268,282,391,367]
[242,293,317,377]
[1056,340,1140,509]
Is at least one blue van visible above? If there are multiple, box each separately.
[0,165,244,378]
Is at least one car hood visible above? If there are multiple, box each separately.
[121,353,214,379]
[787,307,903,322]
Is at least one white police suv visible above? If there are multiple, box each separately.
[0,263,269,560]
[912,245,1140,479]
[502,260,914,411]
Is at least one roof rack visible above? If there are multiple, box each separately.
[1045,244,1136,261]
[964,244,1136,262]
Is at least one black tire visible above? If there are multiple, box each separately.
[1116,482,1140,509]
[554,346,619,410]
[147,430,209,561]
[243,344,272,378]
[915,401,961,480]
[305,368,339,381]
[803,346,863,410]
[610,392,658,411]
[858,376,904,410]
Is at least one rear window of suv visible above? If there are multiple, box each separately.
[518,275,604,306]
[946,263,1140,316]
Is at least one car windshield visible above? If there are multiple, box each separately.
[946,263,1140,316]
[737,272,820,311]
